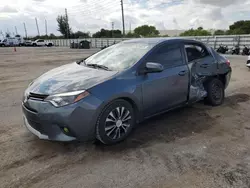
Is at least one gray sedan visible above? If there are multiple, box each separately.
[22,38,231,145]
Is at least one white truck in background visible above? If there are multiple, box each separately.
[31,39,54,47]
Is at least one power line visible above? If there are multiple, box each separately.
[66,3,120,24]
[121,0,125,36]
[111,21,114,37]
[15,26,18,35]
[23,22,27,38]
[35,18,40,36]
[67,2,119,18]
[45,19,48,36]
[65,8,70,38]
[69,0,115,11]
[67,2,118,15]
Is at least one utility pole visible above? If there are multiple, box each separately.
[15,26,18,35]
[111,22,114,37]
[65,8,69,38]
[23,22,28,38]
[45,19,48,36]
[35,18,40,36]
[120,0,125,37]
[129,22,132,33]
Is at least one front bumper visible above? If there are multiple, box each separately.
[22,95,103,142]
[23,115,75,141]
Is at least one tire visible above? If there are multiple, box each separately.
[205,78,225,106]
[96,99,136,145]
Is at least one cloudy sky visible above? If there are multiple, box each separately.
[1,0,250,37]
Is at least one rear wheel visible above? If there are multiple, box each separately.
[205,78,225,106]
[96,99,135,145]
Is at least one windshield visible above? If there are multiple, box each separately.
[84,42,154,71]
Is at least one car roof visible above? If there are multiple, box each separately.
[122,37,201,46]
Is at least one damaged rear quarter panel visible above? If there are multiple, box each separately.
[183,43,219,103]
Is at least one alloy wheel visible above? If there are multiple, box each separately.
[104,107,131,140]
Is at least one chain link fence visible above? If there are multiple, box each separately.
[46,35,250,49]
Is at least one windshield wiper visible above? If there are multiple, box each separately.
[76,59,86,65]
[86,63,110,71]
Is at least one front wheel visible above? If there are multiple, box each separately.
[205,78,225,106]
[96,99,136,145]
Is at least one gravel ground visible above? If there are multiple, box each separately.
[0,47,250,188]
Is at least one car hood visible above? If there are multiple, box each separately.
[27,62,118,95]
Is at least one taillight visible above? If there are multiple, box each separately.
[226,59,230,66]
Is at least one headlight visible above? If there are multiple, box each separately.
[45,90,89,107]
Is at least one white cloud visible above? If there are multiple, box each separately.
[0,5,18,13]
[0,0,250,37]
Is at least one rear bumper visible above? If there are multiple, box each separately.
[225,70,232,89]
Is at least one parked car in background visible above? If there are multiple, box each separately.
[24,40,33,46]
[70,40,91,49]
[22,38,232,145]
[247,55,250,69]
[32,39,54,47]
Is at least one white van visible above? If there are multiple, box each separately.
[0,37,24,46]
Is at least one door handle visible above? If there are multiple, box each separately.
[178,70,187,76]
[200,64,209,68]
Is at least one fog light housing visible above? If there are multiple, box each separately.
[63,127,69,133]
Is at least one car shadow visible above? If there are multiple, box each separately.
[32,93,250,154]
[94,93,250,151]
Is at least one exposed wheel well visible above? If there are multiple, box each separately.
[206,74,227,87]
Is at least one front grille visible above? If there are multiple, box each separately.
[28,92,49,100]
[23,103,38,113]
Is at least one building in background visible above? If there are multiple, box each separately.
[158,30,186,36]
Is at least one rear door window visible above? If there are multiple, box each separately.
[184,43,212,62]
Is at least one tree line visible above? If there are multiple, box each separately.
[19,15,250,40]
[180,21,250,36]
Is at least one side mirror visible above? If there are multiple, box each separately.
[140,62,163,74]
